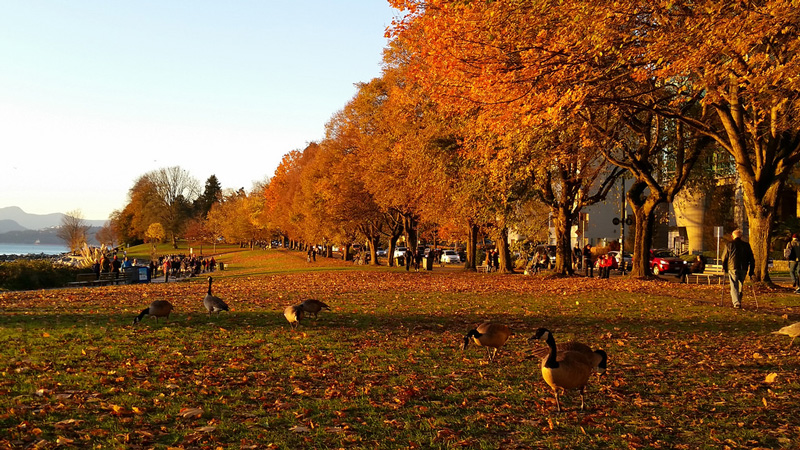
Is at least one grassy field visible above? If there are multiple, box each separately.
[1,249,799,449]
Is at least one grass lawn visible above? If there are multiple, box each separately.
[1,249,799,449]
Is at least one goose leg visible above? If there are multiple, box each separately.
[580,387,586,410]
[554,389,561,412]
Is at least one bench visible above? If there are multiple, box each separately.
[68,273,98,287]
[92,272,125,286]
[688,264,726,284]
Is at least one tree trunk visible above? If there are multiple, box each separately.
[552,205,575,276]
[743,200,774,283]
[497,227,514,274]
[343,244,352,261]
[367,235,380,266]
[403,215,419,254]
[629,204,656,278]
[465,221,479,271]
[387,237,399,267]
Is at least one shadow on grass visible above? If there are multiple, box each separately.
[0,308,786,339]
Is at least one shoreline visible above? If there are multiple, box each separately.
[0,252,68,262]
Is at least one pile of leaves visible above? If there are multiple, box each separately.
[1,249,798,448]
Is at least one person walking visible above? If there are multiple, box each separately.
[573,244,582,271]
[786,234,800,292]
[720,229,755,309]
[583,244,593,277]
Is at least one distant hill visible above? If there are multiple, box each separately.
[0,219,27,234]
[0,227,101,245]
[0,206,107,230]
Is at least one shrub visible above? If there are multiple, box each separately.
[0,260,82,291]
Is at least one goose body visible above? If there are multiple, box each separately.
[528,340,607,374]
[300,299,331,319]
[284,304,305,329]
[772,322,800,347]
[203,277,229,315]
[460,322,512,362]
[133,300,174,324]
[533,328,593,412]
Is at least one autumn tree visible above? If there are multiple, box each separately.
[354,55,461,264]
[610,1,800,282]
[94,221,118,248]
[389,6,627,274]
[513,127,623,275]
[389,0,731,277]
[261,150,306,250]
[57,210,89,254]
[147,166,200,248]
[111,176,160,245]
[145,222,165,257]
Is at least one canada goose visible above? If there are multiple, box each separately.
[133,300,174,324]
[460,322,512,362]
[203,277,229,315]
[533,328,594,412]
[284,304,305,329]
[772,322,800,347]
[527,337,608,375]
[300,299,331,319]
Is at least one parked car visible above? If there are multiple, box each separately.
[649,249,687,275]
[376,248,387,257]
[440,249,460,264]
[393,247,407,259]
[607,251,633,271]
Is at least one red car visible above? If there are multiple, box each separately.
[649,249,687,275]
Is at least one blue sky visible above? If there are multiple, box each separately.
[0,1,397,220]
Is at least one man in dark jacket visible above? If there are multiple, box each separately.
[720,229,755,309]
[787,234,800,291]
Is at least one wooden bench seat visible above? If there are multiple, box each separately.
[67,273,98,287]
[69,267,140,288]
[477,265,490,273]
[688,264,725,284]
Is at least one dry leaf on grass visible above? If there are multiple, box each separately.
[178,407,203,419]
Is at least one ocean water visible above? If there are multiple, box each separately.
[0,243,70,256]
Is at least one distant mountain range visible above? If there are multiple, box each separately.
[0,206,107,231]
[0,207,106,245]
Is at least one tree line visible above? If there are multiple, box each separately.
[105,1,799,282]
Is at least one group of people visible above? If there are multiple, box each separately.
[306,246,317,263]
[570,244,621,278]
[403,247,434,271]
[91,253,140,279]
[158,254,217,281]
[595,253,615,279]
